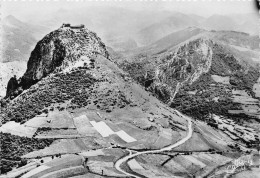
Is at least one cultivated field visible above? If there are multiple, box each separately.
[134,152,233,177]
[0,121,37,137]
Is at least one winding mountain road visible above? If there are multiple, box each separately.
[114,110,193,178]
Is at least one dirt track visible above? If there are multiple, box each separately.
[114,109,193,178]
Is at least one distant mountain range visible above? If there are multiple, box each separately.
[135,13,200,46]
[1,15,51,63]
[0,10,258,98]
[1,10,257,61]
[136,13,258,46]
[17,8,259,50]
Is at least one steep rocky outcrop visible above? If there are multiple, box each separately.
[5,25,109,98]
[22,26,109,87]
[6,76,19,97]
[168,39,260,119]
[143,36,259,101]
[119,33,260,120]
[153,38,213,102]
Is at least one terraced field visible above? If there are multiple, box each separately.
[134,152,234,177]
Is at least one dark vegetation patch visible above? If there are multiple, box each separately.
[119,58,156,86]
[0,132,53,174]
[170,75,257,122]
[1,66,132,125]
[210,46,242,76]
[90,88,130,112]
[171,90,234,120]
[118,57,173,102]
[172,44,260,121]
[0,69,96,125]
[210,44,260,95]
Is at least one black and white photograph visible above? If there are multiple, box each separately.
[0,0,259,177]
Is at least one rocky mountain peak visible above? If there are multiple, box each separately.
[149,35,260,103]
[23,25,109,82]
[6,25,109,97]
[153,38,214,101]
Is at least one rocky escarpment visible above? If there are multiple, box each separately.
[159,38,260,120]
[119,35,260,121]
[152,38,213,102]
[5,25,109,98]
[150,37,260,101]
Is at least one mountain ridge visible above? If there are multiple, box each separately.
[117,29,260,122]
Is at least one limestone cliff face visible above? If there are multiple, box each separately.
[20,26,109,89]
[5,25,109,98]
[151,37,260,102]
[152,38,214,102]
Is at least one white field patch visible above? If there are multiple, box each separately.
[115,130,137,143]
[0,121,37,137]
[90,121,115,137]
[89,119,136,143]
[21,165,50,178]
[211,75,230,84]
[128,159,144,170]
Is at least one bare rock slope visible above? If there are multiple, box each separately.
[21,26,109,89]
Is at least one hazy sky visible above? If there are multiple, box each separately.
[2,0,258,20]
